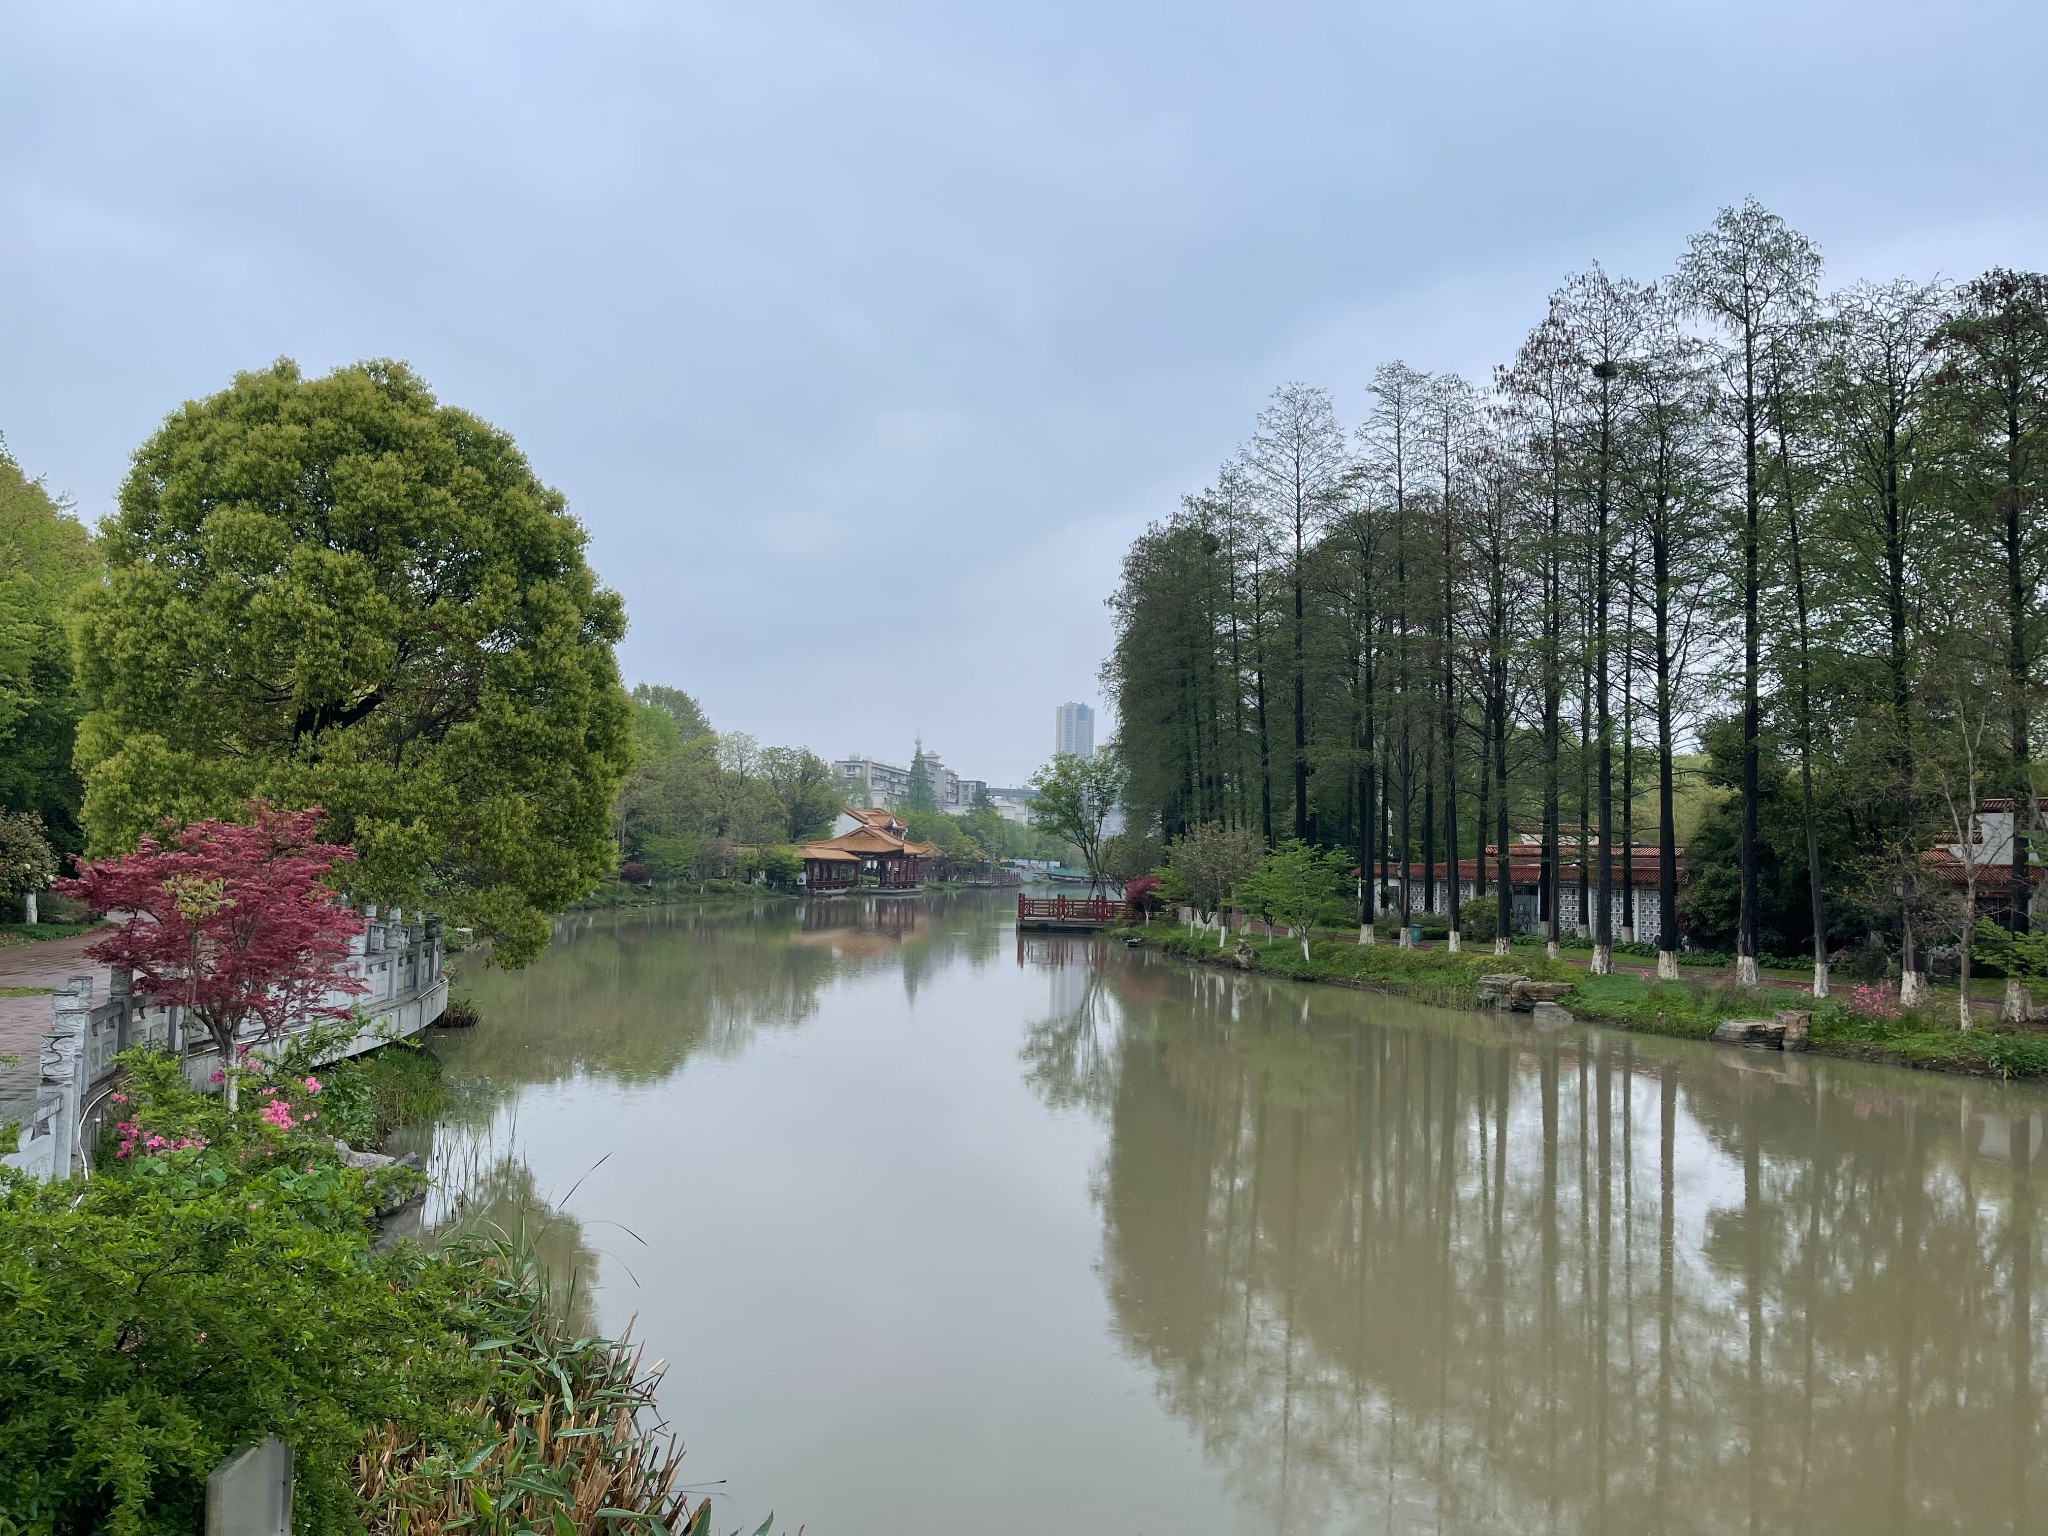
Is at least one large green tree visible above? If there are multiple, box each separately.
[73,360,633,964]
[0,440,95,855]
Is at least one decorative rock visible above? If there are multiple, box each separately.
[1476,974,1522,1009]
[1713,1018,1786,1048]
[1230,939,1257,972]
[332,1139,395,1171]
[1510,980,1576,1005]
[1775,1009,1812,1051]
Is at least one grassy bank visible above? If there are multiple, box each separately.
[1135,925,1576,1009]
[1131,928,2048,1080]
[0,921,99,949]
[1564,971,2048,1078]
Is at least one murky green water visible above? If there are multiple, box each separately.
[411,891,2048,1534]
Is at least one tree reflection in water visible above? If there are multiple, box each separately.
[421,895,1011,1282]
[1024,946,2048,1536]
[443,894,1005,1105]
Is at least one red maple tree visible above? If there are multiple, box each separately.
[61,805,367,1106]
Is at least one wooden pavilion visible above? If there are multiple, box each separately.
[800,808,951,892]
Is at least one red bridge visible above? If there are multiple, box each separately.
[1017,894,1123,931]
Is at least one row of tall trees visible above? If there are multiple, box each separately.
[1106,201,2047,1009]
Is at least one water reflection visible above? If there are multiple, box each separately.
[448,894,1006,1102]
[413,895,2048,1535]
[1075,953,2048,1535]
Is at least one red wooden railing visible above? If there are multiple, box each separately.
[1018,894,1121,923]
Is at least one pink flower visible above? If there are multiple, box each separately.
[259,1099,295,1130]
[108,1092,128,1104]
[209,1069,226,1084]
[301,1076,322,1094]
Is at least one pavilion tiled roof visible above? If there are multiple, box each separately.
[810,826,911,855]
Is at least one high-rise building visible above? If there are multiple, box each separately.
[1055,701,1094,759]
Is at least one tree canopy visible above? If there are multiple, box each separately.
[0,439,95,854]
[612,690,840,880]
[72,360,633,964]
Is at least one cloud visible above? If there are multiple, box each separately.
[4,0,2045,785]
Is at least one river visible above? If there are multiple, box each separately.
[404,890,2048,1535]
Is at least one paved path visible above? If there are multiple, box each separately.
[0,934,110,1123]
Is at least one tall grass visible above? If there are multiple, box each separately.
[355,1229,709,1535]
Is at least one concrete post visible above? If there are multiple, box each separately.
[44,977,92,1180]
[111,966,132,1053]
[206,1436,292,1536]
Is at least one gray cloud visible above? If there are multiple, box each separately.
[4,0,2045,784]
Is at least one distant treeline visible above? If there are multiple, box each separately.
[613,688,1069,881]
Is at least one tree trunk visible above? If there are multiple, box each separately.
[1594,368,1615,975]
[1958,887,1976,1031]
[1654,503,1681,984]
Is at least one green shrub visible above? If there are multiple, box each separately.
[1,1056,479,1534]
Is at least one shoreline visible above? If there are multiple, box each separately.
[1123,926,2048,1082]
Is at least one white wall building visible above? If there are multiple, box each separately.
[835,755,911,806]
[988,787,1037,826]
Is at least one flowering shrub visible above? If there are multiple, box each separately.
[1843,982,1903,1020]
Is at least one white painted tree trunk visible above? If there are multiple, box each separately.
[23,890,37,925]
[1591,943,1611,975]
[1359,923,1376,946]
[1494,936,1509,956]
[1735,954,1759,987]
[1547,938,1560,962]
[1447,931,1462,953]
[1899,968,1929,1007]
[1657,949,1679,981]
[2004,979,2034,1023]
[1811,960,1829,999]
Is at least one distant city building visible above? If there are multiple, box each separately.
[987,787,1037,826]
[835,751,989,814]
[835,756,912,807]
[1055,701,1094,759]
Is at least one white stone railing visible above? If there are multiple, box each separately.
[2,909,446,1182]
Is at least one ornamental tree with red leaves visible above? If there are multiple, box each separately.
[1123,873,1163,919]
[60,805,366,1110]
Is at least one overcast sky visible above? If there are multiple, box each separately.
[5,2,2046,786]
